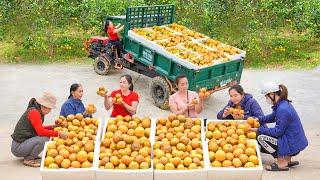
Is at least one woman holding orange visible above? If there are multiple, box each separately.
[169,74,204,118]
[217,85,264,120]
[103,75,139,117]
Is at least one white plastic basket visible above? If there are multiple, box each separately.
[40,141,99,180]
[95,118,103,142]
[153,117,208,180]
[204,140,263,180]
[95,117,155,180]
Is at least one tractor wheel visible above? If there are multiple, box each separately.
[89,42,100,58]
[93,56,111,75]
[150,76,172,110]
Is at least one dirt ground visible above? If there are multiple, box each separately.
[0,64,319,179]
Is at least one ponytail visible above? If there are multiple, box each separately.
[276,84,291,102]
[27,98,41,110]
[28,98,37,108]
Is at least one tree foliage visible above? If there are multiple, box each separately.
[0,0,319,67]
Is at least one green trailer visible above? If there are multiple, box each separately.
[88,4,244,110]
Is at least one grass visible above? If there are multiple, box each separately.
[0,41,92,65]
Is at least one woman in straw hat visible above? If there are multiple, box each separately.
[11,92,68,167]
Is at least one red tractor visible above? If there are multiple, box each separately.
[85,16,134,75]
[86,36,109,59]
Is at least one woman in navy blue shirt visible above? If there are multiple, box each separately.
[251,82,308,171]
[217,85,264,120]
[60,84,92,117]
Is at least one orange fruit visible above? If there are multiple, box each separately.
[155,163,165,170]
[223,144,233,153]
[226,152,234,161]
[227,129,236,136]
[134,127,145,138]
[84,141,94,152]
[244,162,255,168]
[54,155,64,166]
[68,153,77,162]
[232,158,243,168]
[47,149,58,158]
[253,121,260,128]
[81,161,92,168]
[165,163,175,170]
[245,147,256,156]
[104,162,115,169]
[212,130,222,139]
[44,157,55,167]
[77,151,88,163]
[141,118,151,128]
[239,154,249,164]
[71,161,81,168]
[233,148,244,158]
[222,160,232,167]
[199,92,205,99]
[215,150,226,162]
[236,129,244,135]
[172,157,181,167]
[247,117,255,125]
[128,162,140,169]
[61,159,71,169]
[183,157,192,167]
[211,160,222,167]
[188,163,198,169]
[248,155,259,165]
[48,163,59,169]
[140,162,149,169]
[247,132,257,139]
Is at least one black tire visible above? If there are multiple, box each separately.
[150,76,172,110]
[89,42,100,58]
[93,56,111,75]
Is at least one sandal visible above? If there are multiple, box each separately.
[287,161,299,167]
[23,159,40,167]
[266,162,289,171]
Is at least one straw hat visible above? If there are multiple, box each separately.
[36,92,57,109]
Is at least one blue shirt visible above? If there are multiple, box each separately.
[60,98,86,117]
[258,100,308,156]
[217,94,264,120]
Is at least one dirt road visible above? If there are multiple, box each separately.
[0,64,319,179]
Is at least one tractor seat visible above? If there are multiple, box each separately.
[89,36,109,45]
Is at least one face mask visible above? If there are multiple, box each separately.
[266,96,274,105]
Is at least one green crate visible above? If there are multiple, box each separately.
[125,4,174,31]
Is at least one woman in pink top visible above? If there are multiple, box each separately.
[169,74,204,118]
